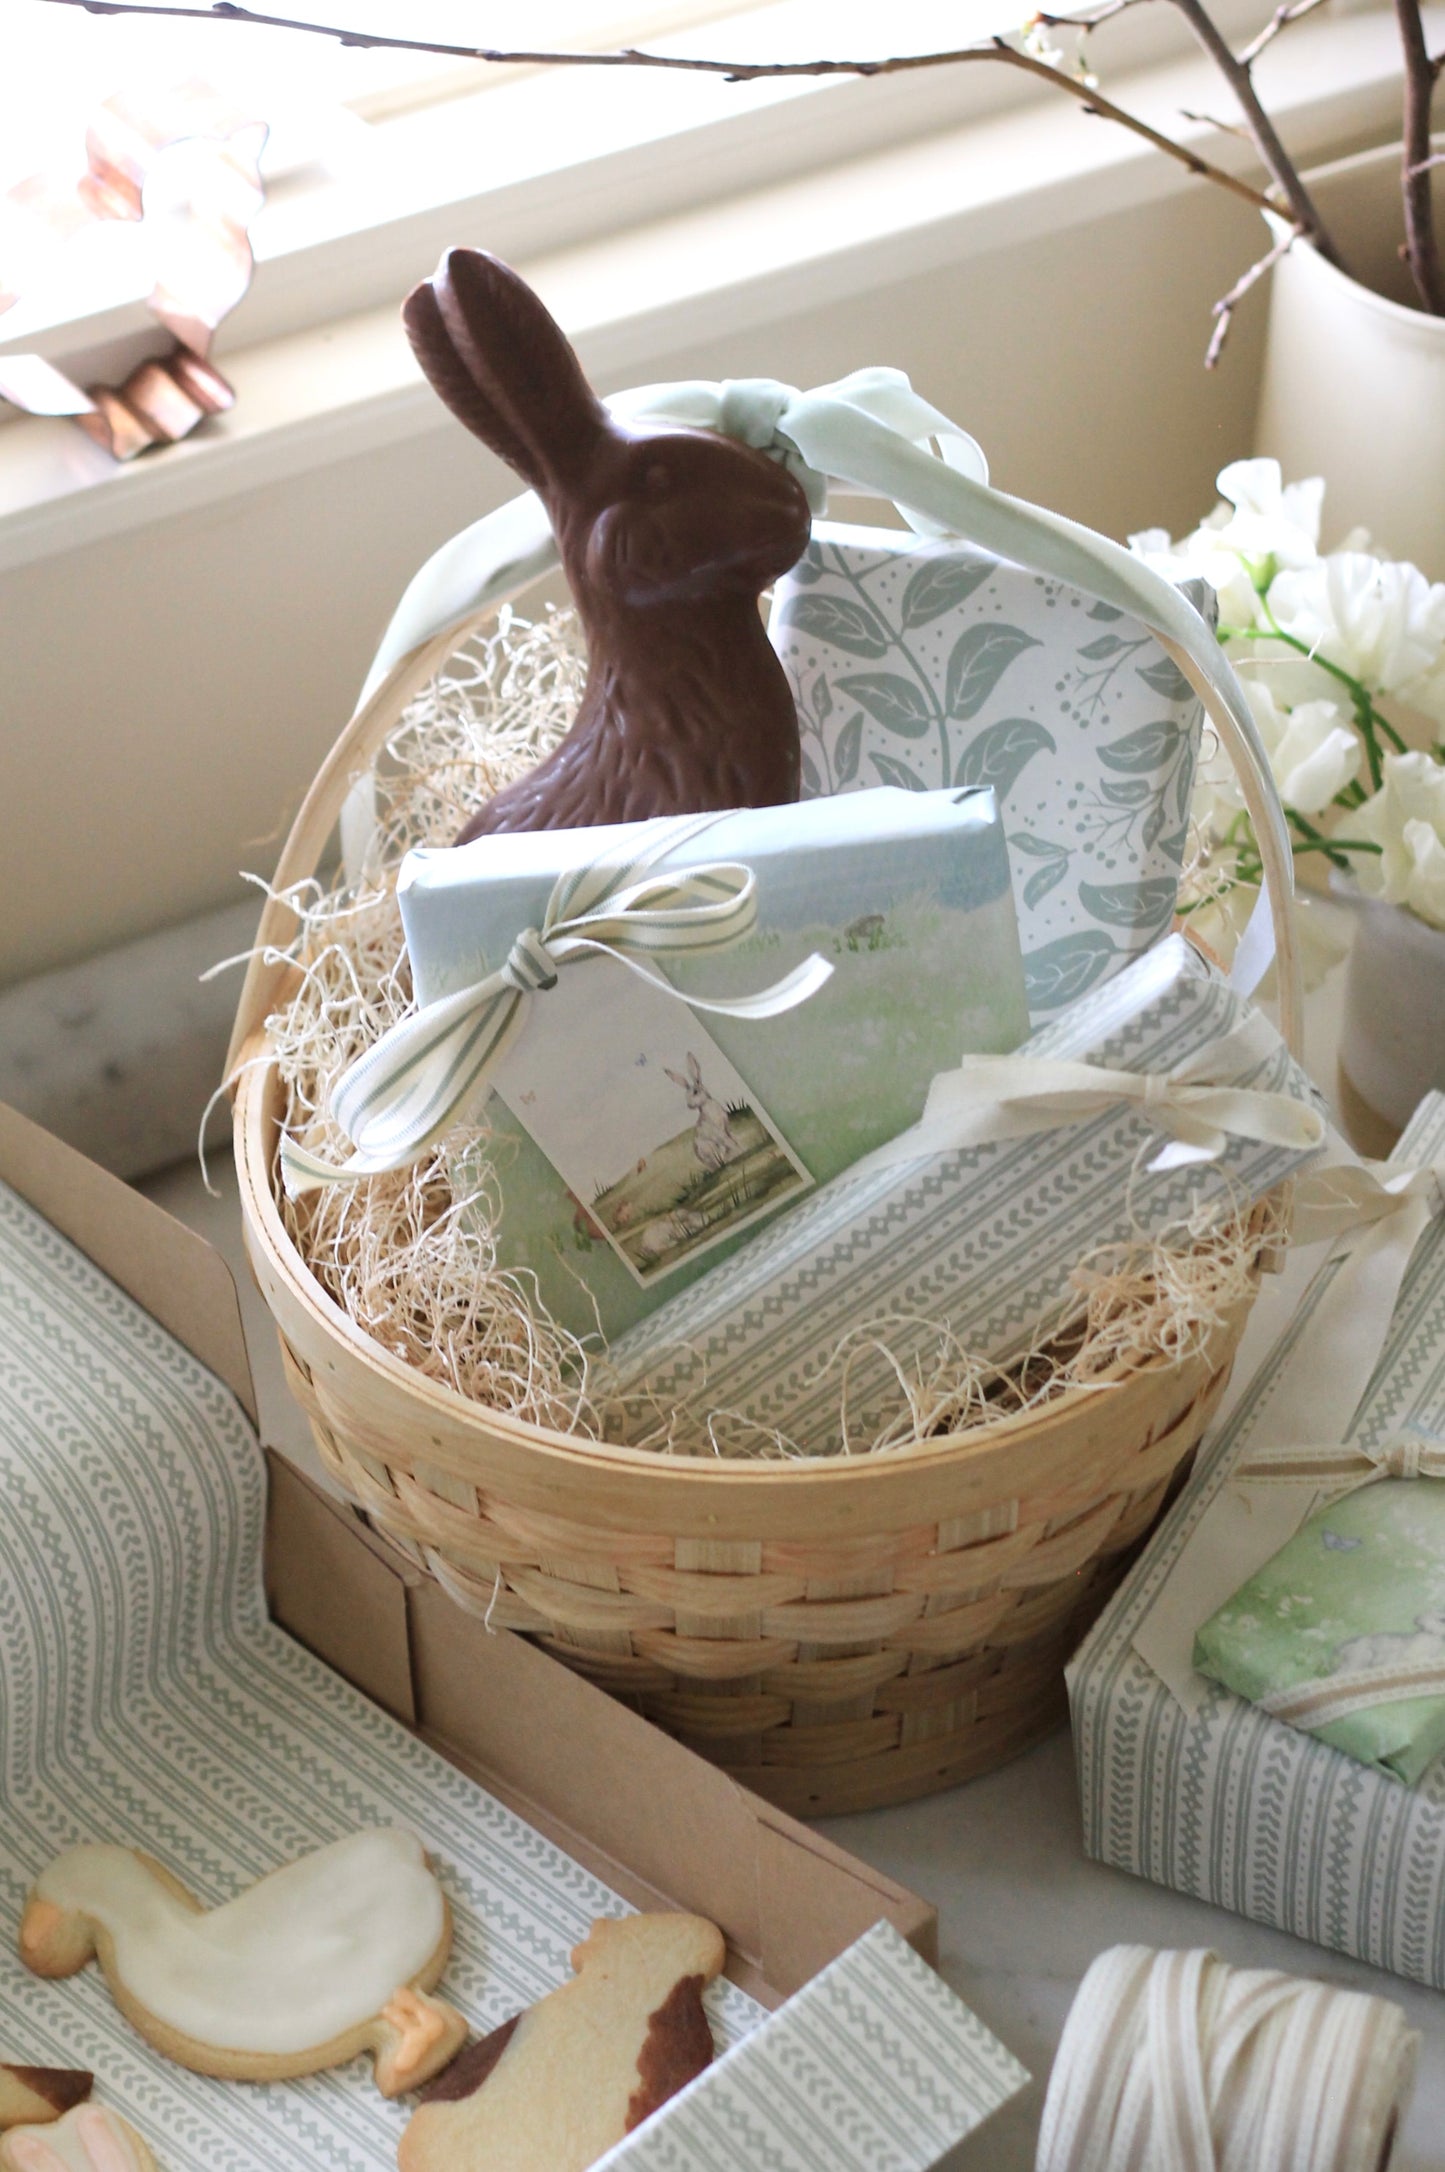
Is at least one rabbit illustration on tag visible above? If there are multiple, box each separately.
[664,1052,743,1173]
[402,249,814,839]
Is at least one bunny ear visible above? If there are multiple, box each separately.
[687,1053,703,1081]
[403,248,607,496]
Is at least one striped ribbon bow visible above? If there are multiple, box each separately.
[841,1007,1325,1184]
[280,812,832,1197]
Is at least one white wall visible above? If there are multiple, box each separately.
[0,103,1386,990]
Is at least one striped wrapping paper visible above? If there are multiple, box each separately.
[605,934,1326,1454]
[597,1920,1028,2172]
[1069,1093,1445,1990]
[0,1175,762,2168]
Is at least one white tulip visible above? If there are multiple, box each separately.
[1352,752,1445,929]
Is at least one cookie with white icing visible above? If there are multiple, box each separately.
[0,2104,157,2172]
[17,1830,466,2096]
[0,2072,91,2132]
[399,1912,724,2172]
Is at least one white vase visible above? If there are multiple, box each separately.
[1336,887,1445,1152]
[1254,139,1445,579]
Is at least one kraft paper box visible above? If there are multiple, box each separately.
[597,1918,1029,2172]
[0,1102,935,2169]
[399,785,1028,1343]
[769,521,1211,1020]
[604,933,1325,1455]
[1068,1092,1445,1992]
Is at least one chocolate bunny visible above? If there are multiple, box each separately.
[401,250,813,841]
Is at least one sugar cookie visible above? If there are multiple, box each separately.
[18,1830,466,2096]
[0,2104,157,2172]
[0,2073,92,2132]
[399,1912,724,2172]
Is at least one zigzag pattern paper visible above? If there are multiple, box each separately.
[0,1178,761,2167]
[1070,1093,1445,1990]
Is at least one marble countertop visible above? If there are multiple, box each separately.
[138,942,1445,2170]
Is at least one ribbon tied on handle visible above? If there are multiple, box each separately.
[343,363,1296,1037]
[840,1007,1325,1186]
[280,812,832,1197]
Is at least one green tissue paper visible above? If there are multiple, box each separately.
[1194,1476,1445,1785]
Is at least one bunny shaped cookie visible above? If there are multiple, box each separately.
[402,249,813,840]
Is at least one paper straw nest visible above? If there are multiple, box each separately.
[268,609,1270,1461]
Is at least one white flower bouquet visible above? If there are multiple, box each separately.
[1134,460,1445,937]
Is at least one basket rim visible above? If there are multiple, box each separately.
[236,1029,1267,1515]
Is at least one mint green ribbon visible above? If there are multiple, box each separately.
[281,811,832,1195]
[349,365,1285,996]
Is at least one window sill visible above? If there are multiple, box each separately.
[0,5,1414,580]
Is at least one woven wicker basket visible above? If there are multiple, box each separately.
[229,591,1302,1818]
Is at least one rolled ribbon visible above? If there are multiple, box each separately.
[280,810,832,1196]
[840,1007,1325,1184]
[344,364,1291,1016]
[1036,1944,1417,2172]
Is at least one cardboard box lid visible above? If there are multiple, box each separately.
[0,1099,934,2011]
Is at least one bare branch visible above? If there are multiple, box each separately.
[1178,105,1251,143]
[32,0,1284,218]
[1031,0,1147,32]
[1396,0,1445,311]
[1205,223,1301,367]
[1408,150,1445,176]
[1163,0,1341,261]
[1235,0,1332,70]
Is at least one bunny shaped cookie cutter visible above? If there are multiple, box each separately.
[402,249,814,839]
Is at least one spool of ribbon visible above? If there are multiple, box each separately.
[1036,1945,1417,2172]
[338,364,1294,1031]
[280,810,831,1195]
[1131,1148,1445,1712]
[842,1007,1325,1183]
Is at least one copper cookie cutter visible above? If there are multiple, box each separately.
[0,78,267,458]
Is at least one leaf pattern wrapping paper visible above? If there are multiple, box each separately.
[769,522,1211,1019]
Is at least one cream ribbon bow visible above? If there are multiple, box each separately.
[838,1007,1324,1184]
[280,811,831,1196]
[343,365,1289,1008]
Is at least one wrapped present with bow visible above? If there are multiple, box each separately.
[284,785,1029,1343]
[602,933,1327,1453]
[770,523,1213,1021]
[1069,1092,1445,1988]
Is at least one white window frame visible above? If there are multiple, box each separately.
[2,0,1341,386]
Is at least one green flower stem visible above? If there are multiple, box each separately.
[1219,604,1408,792]
[1286,804,1382,871]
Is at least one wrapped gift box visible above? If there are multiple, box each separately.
[769,521,1212,1018]
[598,1918,1028,2172]
[604,934,1325,1454]
[0,1103,939,2167]
[398,785,1028,1342]
[1068,1092,1445,1992]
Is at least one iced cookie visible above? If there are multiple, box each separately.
[399,1912,724,2172]
[18,1829,466,2097]
[0,2104,157,2172]
[0,2073,91,2131]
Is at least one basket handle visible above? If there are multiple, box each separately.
[225,592,1303,1083]
[224,597,521,1080]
